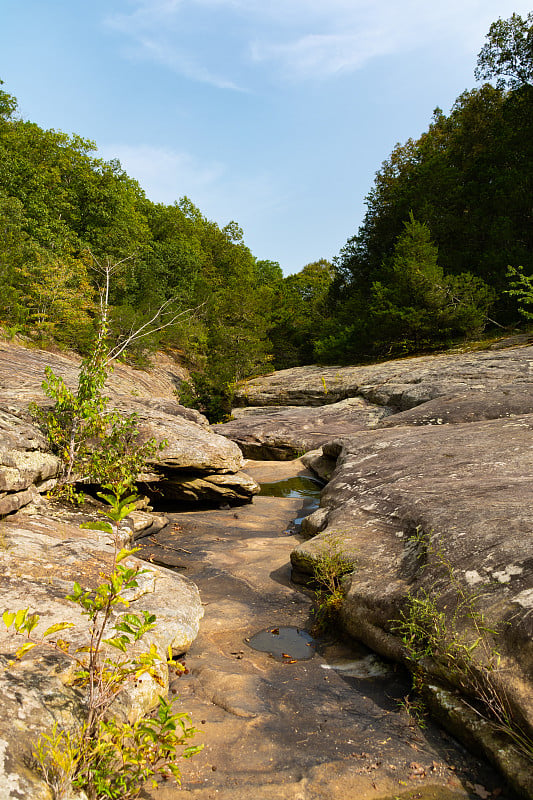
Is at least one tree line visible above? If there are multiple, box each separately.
[0,12,531,418]
[312,11,533,363]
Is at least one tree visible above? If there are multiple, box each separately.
[475,12,533,89]
[32,256,179,500]
[269,260,336,368]
[366,215,494,355]
[506,265,533,320]
[0,79,17,122]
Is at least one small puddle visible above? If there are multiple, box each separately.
[246,626,316,661]
[258,476,323,499]
[259,475,323,529]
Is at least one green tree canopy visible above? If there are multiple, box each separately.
[475,12,533,89]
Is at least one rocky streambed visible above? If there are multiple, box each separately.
[138,460,511,800]
[0,337,532,798]
[215,340,533,798]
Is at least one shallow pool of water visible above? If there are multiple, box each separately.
[258,475,323,499]
[246,626,316,661]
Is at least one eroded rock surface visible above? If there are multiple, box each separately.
[214,397,390,459]
[292,417,533,797]
[234,343,533,409]
[220,345,533,461]
[134,465,508,800]
[0,501,203,800]
[0,340,258,508]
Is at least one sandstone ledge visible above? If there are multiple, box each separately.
[292,415,533,798]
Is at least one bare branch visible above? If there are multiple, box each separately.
[106,301,206,365]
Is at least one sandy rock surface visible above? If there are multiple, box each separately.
[292,416,533,797]
[0,500,204,800]
[0,340,258,507]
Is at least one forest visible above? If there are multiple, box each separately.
[0,12,532,420]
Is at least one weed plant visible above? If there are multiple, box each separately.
[310,537,354,633]
[394,528,533,764]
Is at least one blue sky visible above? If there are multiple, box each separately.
[1,1,531,274]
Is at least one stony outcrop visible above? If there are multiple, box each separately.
[0,500,203,799]
[378,383,533,427]
[292,416,533,797]
[214,398,390,459]
[219,343,533,462]
[0,340,259,510]
[234,342,533,409]
[0,408,61,516]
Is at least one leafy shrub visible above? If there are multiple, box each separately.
[3,489,202,799]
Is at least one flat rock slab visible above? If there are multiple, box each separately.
[215,398,390,459]
[292,417,533,796]
[234,344,533,409]
[0,502,203,800]
[136,462,510,800]
[378,384,533,427]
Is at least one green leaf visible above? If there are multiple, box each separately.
[42,621,75,638]
[16,641,37,658]
[80,521,114,534]
[104,637,128,653]
[24,614,40,635]
[14,608,28,630]
[2,611,15,629]
[116,547,139,563]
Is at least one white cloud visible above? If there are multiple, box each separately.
[105,0,533,84]
[98,143,225,204]
[250,30,393,79]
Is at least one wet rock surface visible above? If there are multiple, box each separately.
[136,461,511,800]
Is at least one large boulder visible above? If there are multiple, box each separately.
[235,343,533,409]
[0,340,258,507]
[214,397,390,459]
[0,501,203,799]
[291,416,533,796]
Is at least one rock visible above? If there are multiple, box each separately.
[0,502,203,799]
[0,407,61,516]
[235,344,533,409]
[300,506,329,539]
[0,340,259,506]
[378,383,533,427]
[301,448,338,482]
[143,470,261,506]
[223,346,533,462]
[291,416,533,796]
[214,397,390,459]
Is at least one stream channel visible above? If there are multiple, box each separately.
[138,459,512,800]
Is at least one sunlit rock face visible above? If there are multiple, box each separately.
[0,340,259,508]
[233,343,533,409]
[292,415,533,798]
[0,503,204,800]
[221,343,533,462]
